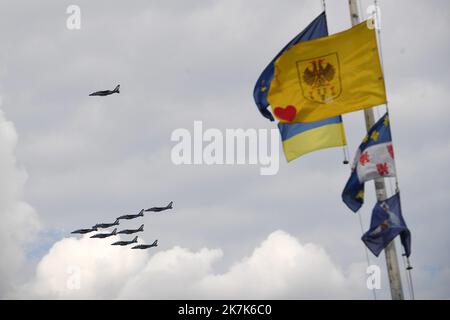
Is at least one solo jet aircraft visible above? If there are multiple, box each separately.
[89,84,120,96]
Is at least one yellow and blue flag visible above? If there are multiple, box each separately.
[268,21,387,123]
[253,12,347,161]
[279,116,346,162]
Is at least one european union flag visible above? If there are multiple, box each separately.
[253,12,328,121]
[362,192,411,257]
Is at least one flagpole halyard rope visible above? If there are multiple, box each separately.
[400,248,413,299]
[320,0,350,165]
[372,0,396,200]
[358,212,377,300]
[405,255,415,300]
[372,0,415,299]
[342,145,349,165]
[335,0,353,166]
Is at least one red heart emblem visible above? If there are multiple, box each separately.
[274,105,297,122]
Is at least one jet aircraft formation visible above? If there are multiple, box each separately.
[71,201,173,250]
[79,86,172,249]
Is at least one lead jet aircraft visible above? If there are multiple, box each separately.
[145,201,173,213]
[117,224,144,235]
[132,240,158,249]
[93,219,119,229]
[90,228,117,239]
[117,209,144,221]
[89,84,120,96]
[71,226,98,234]
[111,236,138,246]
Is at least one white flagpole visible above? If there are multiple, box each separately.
[348,0,404,300]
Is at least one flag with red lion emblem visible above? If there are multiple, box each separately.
[342,112,396,212]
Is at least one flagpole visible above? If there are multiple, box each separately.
[348,0,404,300]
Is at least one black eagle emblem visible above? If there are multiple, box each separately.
[303,59,335,88]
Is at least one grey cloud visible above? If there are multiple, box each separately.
[0,0,449,298]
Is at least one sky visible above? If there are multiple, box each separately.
[0,0,449,299]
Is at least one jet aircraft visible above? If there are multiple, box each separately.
[71,227,98,234]
[145,201,173,213]
[111,236,138,246]
[89,84,120,96]
[93,219,119,229]
[132,240,158,249]
[117,209,144,221]
[117,224,144,235]
[90,228,117,239]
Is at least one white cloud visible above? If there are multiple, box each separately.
[17,235,148,299]
[18,230,367,299]
[193,230,365,299]
[0,108,41,296]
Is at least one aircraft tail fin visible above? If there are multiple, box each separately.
[168,201,173,209]
[114,84,120,93]
[112,228,117,235]
[132,236,138,243]
[139,224,144,231]
[152,239,158,246]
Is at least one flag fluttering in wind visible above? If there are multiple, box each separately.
[268,21,387,123]
[278,116,346,162]
[362,192,411,257]
[253,12,347,161]
[253,12,328,121]
[342,113,396,212]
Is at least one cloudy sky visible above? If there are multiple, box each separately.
[0,0,449,299]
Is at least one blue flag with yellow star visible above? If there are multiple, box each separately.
[253,12,328,121]
[342,113,396,212]
[362,192,411,257]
